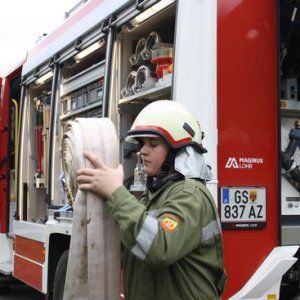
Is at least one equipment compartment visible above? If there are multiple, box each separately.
[279,0,300,247]
[115,1,177,183]
[118,2,176,105]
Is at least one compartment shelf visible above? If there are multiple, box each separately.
[280,99,300,117]
[118,81,172,105]
[60,61,105,97]
[60,101,102,122]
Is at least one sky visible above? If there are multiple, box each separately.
[0,0,81,76]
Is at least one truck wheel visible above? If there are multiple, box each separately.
[53,250,69,300]
[0,286,10,294]
[292,294,300,300]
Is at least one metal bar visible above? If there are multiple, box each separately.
[47,64,60,205]
[102,24,116,117]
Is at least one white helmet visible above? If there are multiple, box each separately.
[126,100,206,152]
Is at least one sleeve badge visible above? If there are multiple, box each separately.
[160,217,178,232]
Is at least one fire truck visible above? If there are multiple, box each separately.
[0,0,300,299]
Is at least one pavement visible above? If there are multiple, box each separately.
[0,284,44,300]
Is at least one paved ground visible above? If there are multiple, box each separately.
[0,284,44,300]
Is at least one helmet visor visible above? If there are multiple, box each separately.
[125,133,160,144]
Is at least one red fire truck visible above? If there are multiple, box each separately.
[0,0,300,299]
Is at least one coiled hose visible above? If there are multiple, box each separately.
[62,118,120,300]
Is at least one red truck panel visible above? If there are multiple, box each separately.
[217,0,278,298]
[0,66,22,233]
[0,77,10,233]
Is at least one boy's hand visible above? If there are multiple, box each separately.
[76,151,124,199]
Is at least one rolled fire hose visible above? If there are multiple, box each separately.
[121,70,137,98]
[140,31,161,61]
[133,65,154,93]
[62,118,120,300]
[129,37,146,66]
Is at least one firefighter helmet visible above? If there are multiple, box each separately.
[126,100,206,152]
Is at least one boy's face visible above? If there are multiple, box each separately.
[140,136,169,177]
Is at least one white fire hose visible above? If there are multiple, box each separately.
[62,118,120,300]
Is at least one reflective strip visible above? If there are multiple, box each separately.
[147,209,160,218]
[131,215,159,260]
[202,220,220,242]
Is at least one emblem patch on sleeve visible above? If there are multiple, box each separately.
[160,217,178,232]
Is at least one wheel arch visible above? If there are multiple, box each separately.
[47,233,70,295]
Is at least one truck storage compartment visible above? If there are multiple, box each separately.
[115,1,177,186]
[279,0,300,246]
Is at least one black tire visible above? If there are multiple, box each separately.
[292,294,300,300]
[53,250,69,300]
[0,285,10,294]
[0,274,12,294]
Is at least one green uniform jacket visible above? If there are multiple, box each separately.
[107,178,227,300]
